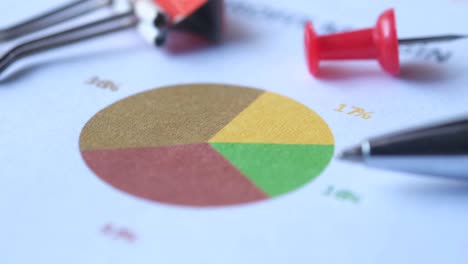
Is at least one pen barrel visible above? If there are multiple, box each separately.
[364,119,468,179]
[369,124,468,156]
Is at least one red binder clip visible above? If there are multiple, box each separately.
[0,0,224,76]
[304,8,466,77]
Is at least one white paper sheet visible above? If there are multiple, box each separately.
[1,0,468,263]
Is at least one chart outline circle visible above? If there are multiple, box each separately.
[79,83,335,207]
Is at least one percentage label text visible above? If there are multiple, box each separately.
[323,185,361,204]
[101,223,137,243]
[86,76,119,92]
[335,104,372,120]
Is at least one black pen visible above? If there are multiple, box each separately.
[339,117,468,179]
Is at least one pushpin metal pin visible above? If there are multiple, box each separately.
[0,0,223,77]
[304,9,467,76]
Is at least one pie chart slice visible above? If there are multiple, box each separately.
[210,143,334,197]
[80,84,263,150]
[82,144,268,206]
[79,84,335,207]
[209,92,334,145]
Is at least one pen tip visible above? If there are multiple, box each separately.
[337,145,363,162]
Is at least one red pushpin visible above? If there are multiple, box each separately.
[304,8,467,77]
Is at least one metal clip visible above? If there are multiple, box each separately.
[0,0,223,77]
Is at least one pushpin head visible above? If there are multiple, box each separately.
[374,9,399,75]
[304,22,319,75]
[304,8,400,76]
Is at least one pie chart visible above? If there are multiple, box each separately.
[79,84,334,206]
